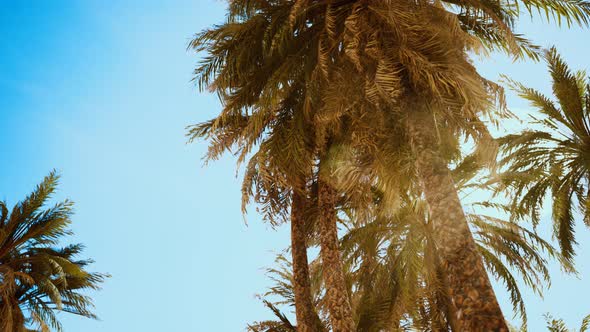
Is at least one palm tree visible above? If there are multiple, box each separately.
[190,1,590,329]
[0,171,107,332]
[498,47,590,260]
[188,1,350,328]
[187,0,324,323]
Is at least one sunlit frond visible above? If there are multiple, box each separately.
[498,47,590,259]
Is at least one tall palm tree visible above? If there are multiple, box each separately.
[498,47,590,260]
[190,1,590,330]
[188,1,349,328]
[187,0,323,323]
[0,171,107,332]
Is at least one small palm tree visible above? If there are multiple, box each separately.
[498,47,590,260]
[0,171,107,332]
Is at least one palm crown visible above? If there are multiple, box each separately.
[0,171,107,332]
[499,47,590,260]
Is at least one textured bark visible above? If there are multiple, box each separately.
[291,187,324,332]
[317,178,355,332]
[436,257,461,332]
[407,105,508,331]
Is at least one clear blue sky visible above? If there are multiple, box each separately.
[0,1,588,331]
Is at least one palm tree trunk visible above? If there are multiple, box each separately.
[435,256,461,332]
[317,176,356,332]
[406,104,508,331]
[428,223,461,332]
[291,185,324,332]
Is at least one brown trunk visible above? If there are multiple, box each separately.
[428,223,461,332]
[317,177,356,332]
[436,256,461,332]
[407,105,508,331]
[291,186,324,332]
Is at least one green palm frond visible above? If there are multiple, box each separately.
[0,172,108,331]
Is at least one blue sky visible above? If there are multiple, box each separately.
[0,1,588,331]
